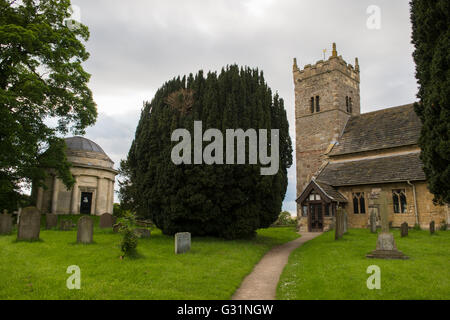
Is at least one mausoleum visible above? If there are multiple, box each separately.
[33,137,118,215]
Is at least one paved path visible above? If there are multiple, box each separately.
[232,232,322,300]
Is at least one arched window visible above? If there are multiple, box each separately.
[393,189,407,213]
[310,97,315,113]
[315,96,320,112]
[346,96,349,113]
[352,192,366,214]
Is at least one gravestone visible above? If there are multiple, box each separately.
[400,222,408,237]
[46,214,58,229]
[0,210,13,235]
[60,220,75,231]
[99,213,114,228]
[77,216,93,244]
[429,221,435,234]
[370,210,377,233]
[134,228,151,239]
[367,192,408,259]
[175,232,191,254]
[343,211,348,234]
[335,208,344,240]
[17,207,41,241]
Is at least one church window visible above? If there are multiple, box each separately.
[352,192,366,214]
[310,97,315,113]
[392,189,407,213]
[316,96,320,112]
[346,96,349,112]
[302,205,308,217]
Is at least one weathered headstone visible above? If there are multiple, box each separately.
[400,222,408,237]
[77,216,93,244]
[99,213,114,228]
[343,211,348,234]
[335,208,344,240]
[370,210,377,233]
[429,221,435,234]
[367,192,408,259]
[46,213,58,229]
[60,220,75,231]
[0,210,13,235]
[175,232,191,254]
[134,228,151,239]
[17,207,41,241]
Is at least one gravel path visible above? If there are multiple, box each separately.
[231,232,322,300]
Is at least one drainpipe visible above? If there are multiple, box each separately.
[407,181,419,226]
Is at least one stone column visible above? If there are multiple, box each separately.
[95,177,103,215]
[108,179,115,214]
[36,187,44,211]
[71,176,79,214]
[51,175,59,214]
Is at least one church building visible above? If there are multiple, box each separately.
[33,136,118,215]
[294,43,449,232]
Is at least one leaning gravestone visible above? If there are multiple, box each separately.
[60,220,75,231]
[335,208,345,240]
[401,222,408,237]
[0,210,13,235]
[175,232,191,254]
[17,207,41,241]
[99,213,114,228]
[46,214,58,229]
[77,216,93,244]
[430,221,435,235]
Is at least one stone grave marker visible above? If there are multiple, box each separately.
[134,228,151,239]
[400,222,408,237]
[370,209,377,233]
[77,216,93,244]
[60,220,75,231]
[46,213,58,229]
[430,221,435,234]
[0,210,13,235]
[343,211,348,234]
[17,207,41,241]
[335,208,344,240]
[175,232,191,254]
[99,213,114,228]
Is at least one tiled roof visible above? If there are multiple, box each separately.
[314,181,348,202]
[317,152,426,187]
[65,136,106,154]
[330,104,421,156]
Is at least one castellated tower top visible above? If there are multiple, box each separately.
[293,43,361,118]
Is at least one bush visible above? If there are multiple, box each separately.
[118,212,138,257]
[120,66,293,239]
[272,211,296,226]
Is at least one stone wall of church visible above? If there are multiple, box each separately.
[337,181,447,230]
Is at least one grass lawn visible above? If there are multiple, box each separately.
[0,219,299,300]
[277,228,450,300]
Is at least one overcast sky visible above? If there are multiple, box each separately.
[70,0,418,214]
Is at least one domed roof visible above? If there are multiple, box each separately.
[64,136,106,155]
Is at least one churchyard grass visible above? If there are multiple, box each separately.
[277,229,450,300]
[0,221,299,300]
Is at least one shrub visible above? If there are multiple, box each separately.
[272,211,296,226]
[118,212,138,257]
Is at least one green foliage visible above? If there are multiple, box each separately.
[118,211,138,256]
[410,0,450,205]
[120,66,293,239]
[272,211,297,226]
[113,203,124,218]
[0,0,96,211]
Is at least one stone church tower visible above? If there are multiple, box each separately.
[293,43,360,206]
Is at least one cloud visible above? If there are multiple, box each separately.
[69,0,417,205]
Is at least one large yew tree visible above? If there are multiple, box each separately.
[411,0,450,204]
[0,0,96,211]
[120,66,292,239]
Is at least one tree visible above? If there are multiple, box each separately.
[410,0,450,205]
[120,66,292,239]
[0,0,96,211]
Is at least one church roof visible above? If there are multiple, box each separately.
[317,152,426,187]
[296,179,348,204]
[330,104,422,156]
